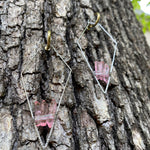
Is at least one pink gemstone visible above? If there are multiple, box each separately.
[46,99,57,128]
[95,61,109,83]
[34,99,57,128]
[34,101,42,126]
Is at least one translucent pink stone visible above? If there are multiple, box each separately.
[34,99,57,128]
[95,61,109,83]
[46,99,57,128]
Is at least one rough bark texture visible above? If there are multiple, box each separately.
[0,0,150,150]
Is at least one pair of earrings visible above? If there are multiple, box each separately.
[21,12,118,149]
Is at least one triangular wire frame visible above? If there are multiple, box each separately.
[21,45,72,149]
[76,21,118,94]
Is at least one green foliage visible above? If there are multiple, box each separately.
[136,13,150,33]
[147,2,150,6]
[131,0,150,33]
[132,0,141,10]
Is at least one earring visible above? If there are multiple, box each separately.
[76,12,118,94]
[21,31,72,149]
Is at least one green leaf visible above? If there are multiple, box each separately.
[135,13,150,33]
[132,0,150,33]
[147,2,150,6]
[131,0,141,10]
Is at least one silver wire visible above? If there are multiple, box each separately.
[21,45,72,149]
[76,22,118,94]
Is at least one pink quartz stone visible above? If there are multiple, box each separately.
[34,99,57,128]
[46,99,57,128]
[95,61,109,83]
[34,101,42,126]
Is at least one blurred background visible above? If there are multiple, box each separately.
[132,0,150,46]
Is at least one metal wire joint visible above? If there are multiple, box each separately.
[87,12,100,30]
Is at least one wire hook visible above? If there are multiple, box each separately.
[87,12,100,30]
[45,30,51,50]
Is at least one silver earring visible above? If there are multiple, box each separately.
[21,30,72,149]
[76,12,118,94]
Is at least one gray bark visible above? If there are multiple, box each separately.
[0,0,150,150]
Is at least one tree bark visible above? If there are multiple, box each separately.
[0,0,150,150]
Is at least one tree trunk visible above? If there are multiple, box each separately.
[0,0,150,150]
